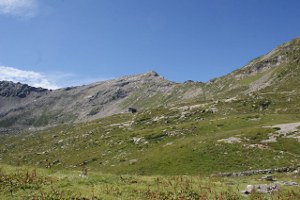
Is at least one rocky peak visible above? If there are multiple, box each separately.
[129,70,160,79]
[110,70,164,85]
[0,81,48,98]
[143,70,159,77]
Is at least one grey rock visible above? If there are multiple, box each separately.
[241,184,278,195]
[262,175,274,181]
[129,159,138,165]
[278,181,298,186]
[212,166,299,177]
[132,137,145,145]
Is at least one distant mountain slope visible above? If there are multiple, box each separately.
[0,71,205,132]
[205,37,300,98]
[1,37,300,133]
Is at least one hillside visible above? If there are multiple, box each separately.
[1,37,300,199]
[0,36,299,168]
[0,71,206,133]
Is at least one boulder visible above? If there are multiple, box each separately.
[262,175,274,181]
[241,184,278,194]
[278,181,298,186]
[132,137,145,144]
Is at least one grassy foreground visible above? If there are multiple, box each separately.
[0,164,300,200]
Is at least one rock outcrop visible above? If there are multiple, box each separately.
[0,81,47,98]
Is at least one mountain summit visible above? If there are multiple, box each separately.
[0,81,47,98]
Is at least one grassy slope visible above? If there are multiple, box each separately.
[1,164,300,199]
[1,38,300,199]
[1,96,300,176]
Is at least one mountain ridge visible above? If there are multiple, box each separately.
[1,37,300,133]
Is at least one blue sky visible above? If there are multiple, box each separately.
[0,0,300,88]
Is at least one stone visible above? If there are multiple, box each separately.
[163,142,173,147]
[278,181,298,186]
[210,107,218,113]
[129,159,138,165]
[241,184,278,195]
[262,175,274,181]
[217,137,241,144]
[132,137,145,144]
[79,170,88,178]
[52,160,60,165]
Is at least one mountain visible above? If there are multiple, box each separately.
[0,70,205,133]
[0,37,300,178]
[1,37,300,134]
[208,36,300,96]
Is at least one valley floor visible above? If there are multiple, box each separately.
[2,95,300,199]
[0,164,299,200]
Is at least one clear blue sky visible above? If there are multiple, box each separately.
[0,0,300,88]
